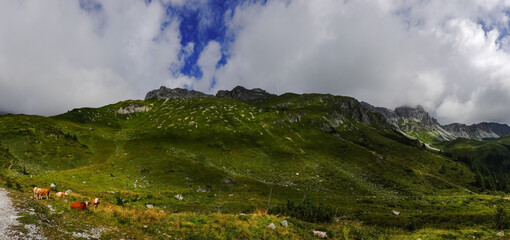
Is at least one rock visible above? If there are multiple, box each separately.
[117,103,150,114]
[391,210,400,216]
[216,86,276,101]
[312,230,328,238]
[280,220,288,227]
[50,183,56,188]
[145,86,213,100]
[65,189,72,194]
[223,178,235,185]
[175,195,183,201]
[146,204,153,209]
[296,173,299,176]
[497,231,505,237]
[267,223,276,230]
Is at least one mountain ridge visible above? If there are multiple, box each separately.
[145,86,510,142]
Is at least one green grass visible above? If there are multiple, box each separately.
[0,94,506,238]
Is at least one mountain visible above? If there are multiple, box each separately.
[216,85,276,101]
[362,103,510,142]
[145,86,214,100]
[146,86,510,142]
[0,86,505,239]
[443,122,510,139]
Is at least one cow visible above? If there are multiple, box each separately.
[93,198,100,210]
[36,188,50,200]
[55,192,68,198]
[71,201,89,210]
[33,187,40,198]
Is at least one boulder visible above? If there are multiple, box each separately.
[312,230,327,238]
[267,223,276,230]
[280,220,288,227]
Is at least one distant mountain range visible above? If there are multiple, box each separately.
[147,86,510,142]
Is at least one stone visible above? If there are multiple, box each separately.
[497,231,505,237]
[267,223,276,230]
[312,230,327,238]
[50,183,56,188]
[280,220,288,227]
[175,195,184,201]
[146,204,153,209]
[391,210,400,216]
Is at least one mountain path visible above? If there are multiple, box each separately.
[0,188,43,240]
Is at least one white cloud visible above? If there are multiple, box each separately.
[206,0,510,124]
[168,40,221,92]
[0,0,181,115]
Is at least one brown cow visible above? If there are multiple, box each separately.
[36,188,50,200]
[33,187,40,198]
[71,201,89,210]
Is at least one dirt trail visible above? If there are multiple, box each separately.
[0,188,43,240]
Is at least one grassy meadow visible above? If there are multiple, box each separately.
[0,94,508,239]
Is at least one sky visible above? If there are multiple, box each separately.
[1,0,510,125]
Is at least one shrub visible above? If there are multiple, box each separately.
[494,204,509,229]
[269,198,335,223]
[5,177,12,189]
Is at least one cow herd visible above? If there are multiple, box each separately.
[33,187,100,211]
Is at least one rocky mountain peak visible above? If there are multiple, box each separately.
[216,86,276,101]
[145,86,214,100]
[394,105,439,126]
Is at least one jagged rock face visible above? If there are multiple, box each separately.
[216,86,275,101]
[363,103,510,141]
[145,86,213,100]
[394,106,440,127]
[443,122,510,139]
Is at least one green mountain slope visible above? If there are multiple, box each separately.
[0,93,503,239]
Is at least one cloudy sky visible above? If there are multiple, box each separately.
[1,0,510,124]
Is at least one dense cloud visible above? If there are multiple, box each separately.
[0,0,181,115]
[2,0,510,125]
[207,0,510,124]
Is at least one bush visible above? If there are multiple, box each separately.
[5,178,12,189]
[269,198,335,223]
[494,204,509,229]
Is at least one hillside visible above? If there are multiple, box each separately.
[0,87,507,239]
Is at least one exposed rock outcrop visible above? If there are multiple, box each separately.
[145,86,214,100]
[117,104,150,114]
[216,86,275,101]
[362,102,510,141]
